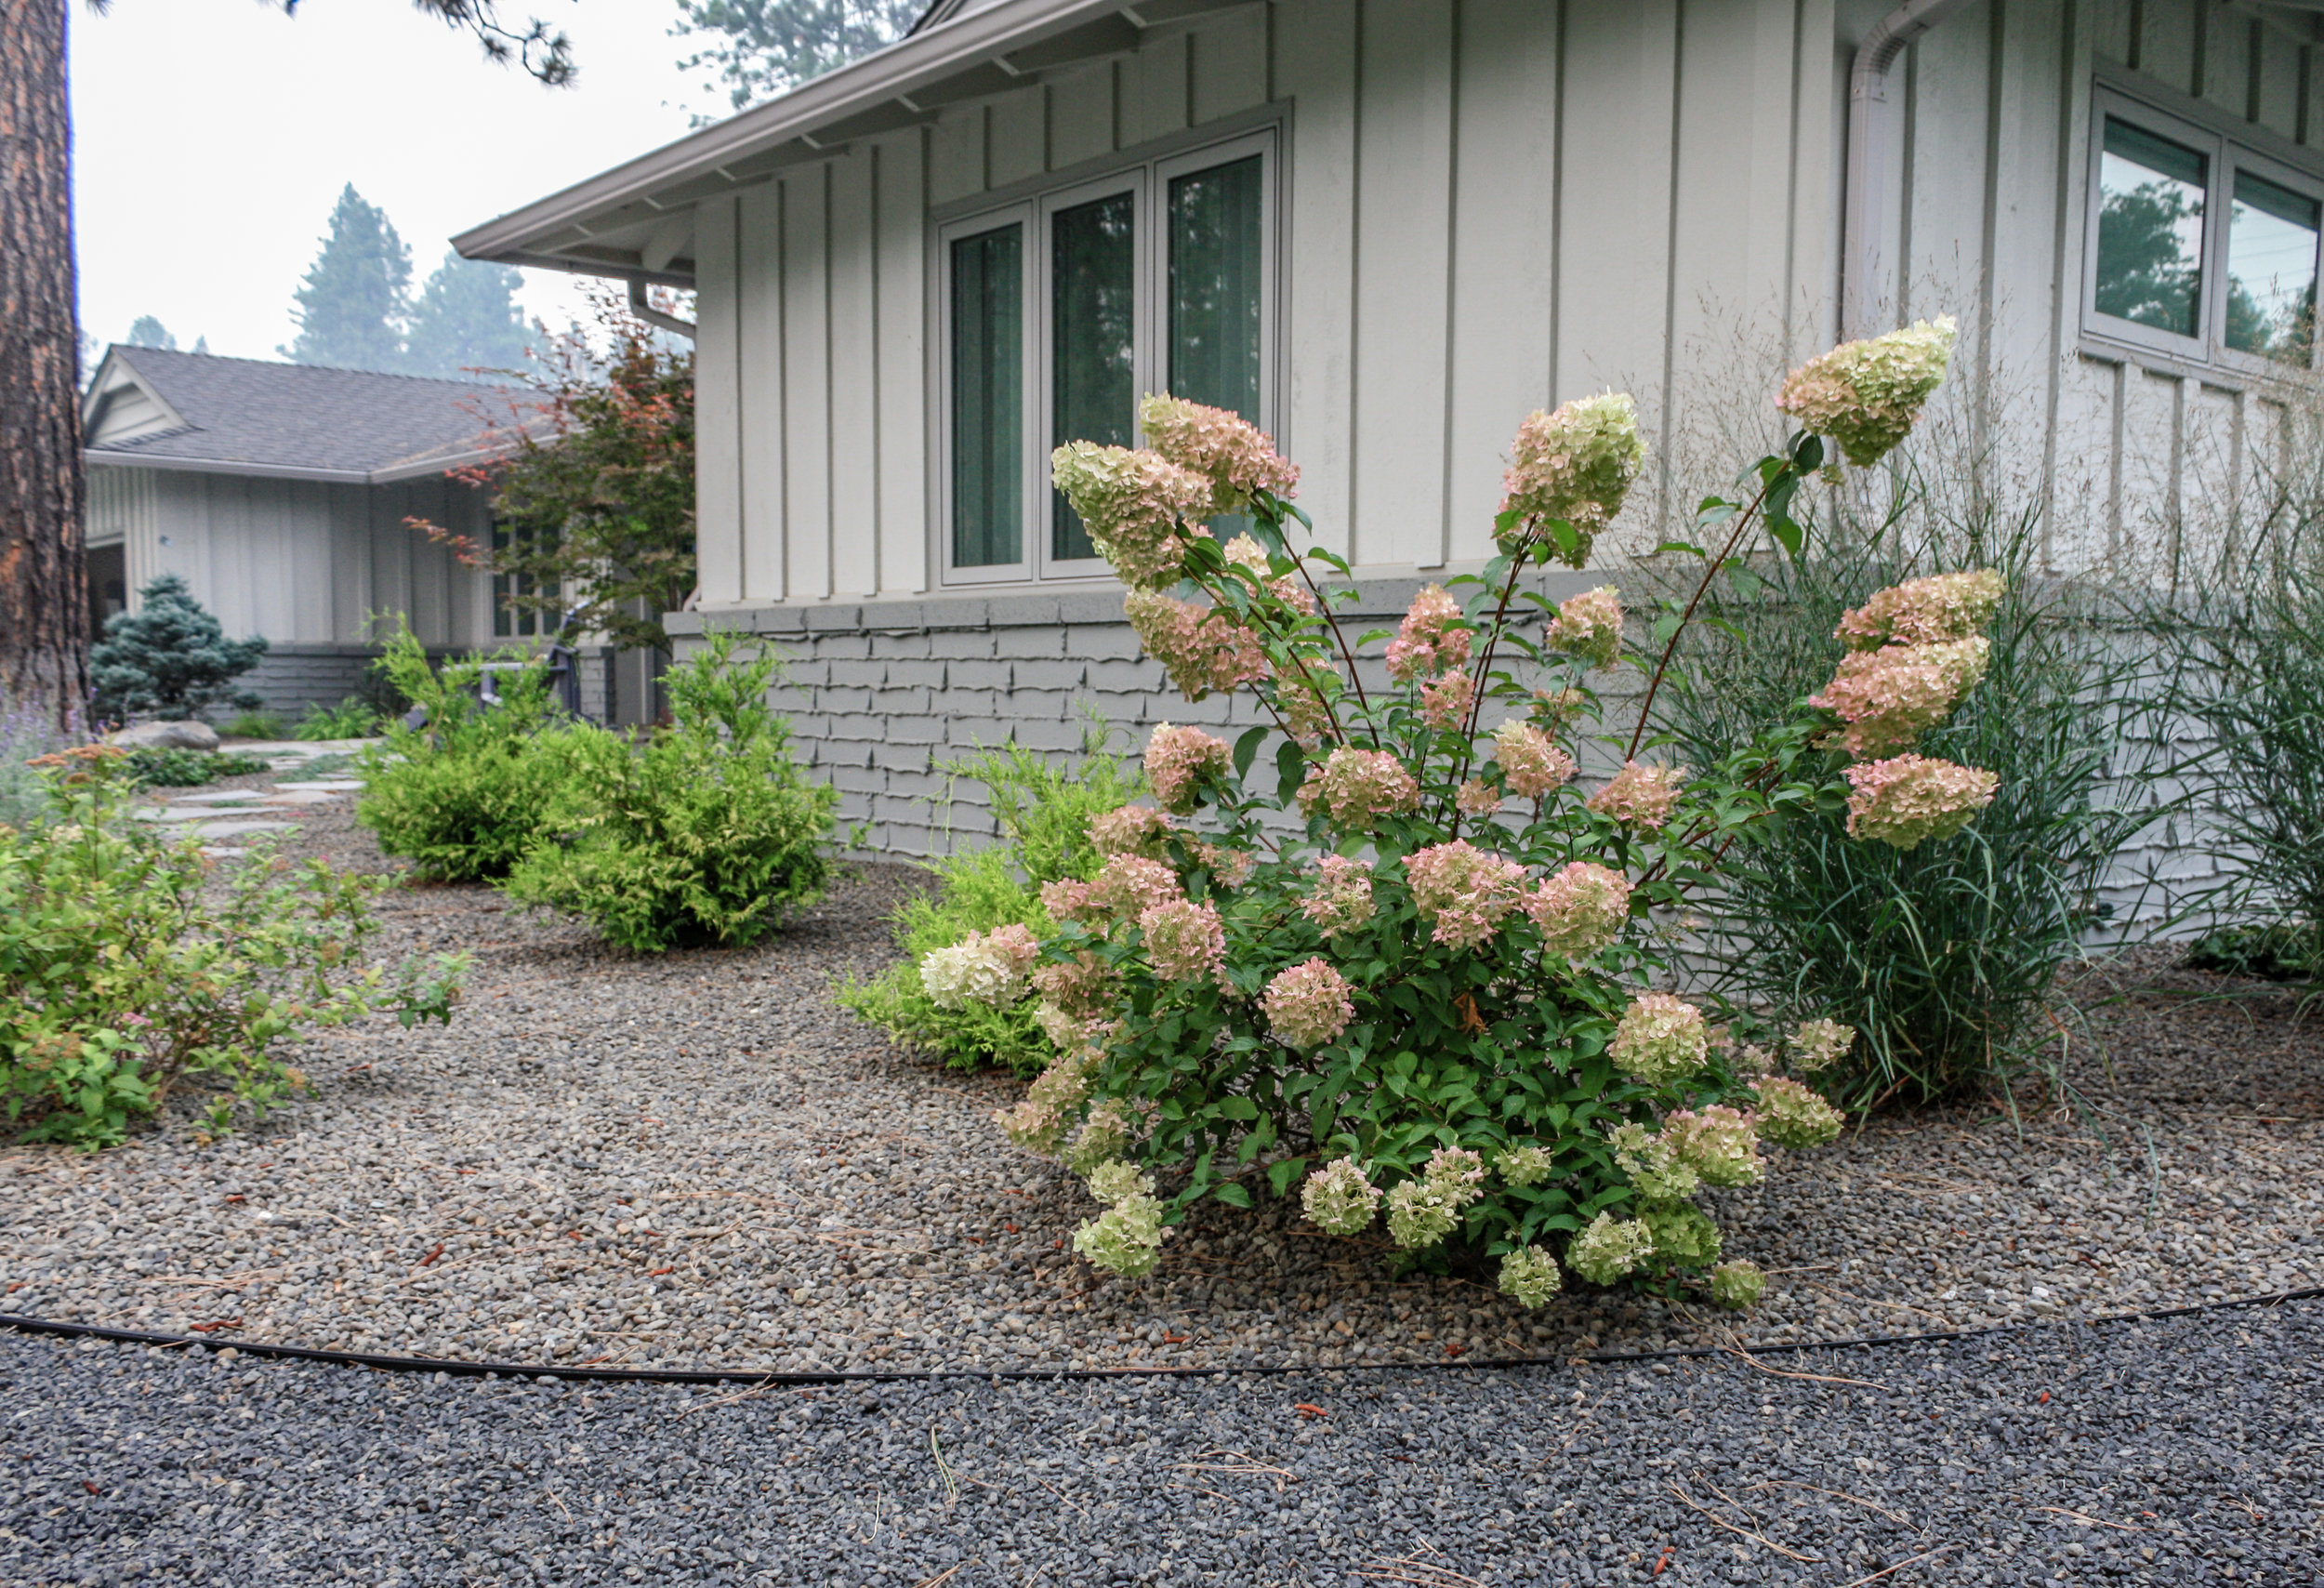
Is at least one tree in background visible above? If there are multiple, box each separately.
[281,185,414,372]
[404,251,533,378]
[125,317,176,351]
[414,291,695,655]
[90,575,269,722]
[674,0,921,113]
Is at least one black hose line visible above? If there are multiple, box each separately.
[6,1285,2318,1389]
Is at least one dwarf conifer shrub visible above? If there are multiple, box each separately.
[90,575,270,722]
[355,625,581,881]
[934,320,1999,1307]
[501,632,837,950]
[838,738,1142,1075]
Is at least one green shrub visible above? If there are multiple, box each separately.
[354,624,580,881]
[0,762,465,1147]
[225,710,284,739]
[838,736,1142,1075]
[296,697,384,740]
[1648,496,2163,1106]
[90,574,269,722]
[122,748,273,788]
[501,632,837,950]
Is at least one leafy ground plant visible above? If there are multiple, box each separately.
[1647,498,2164,1106]
[501,631,836,950]
[355,623,581,881]
[838,736,1142,1075]
[296,697,383,740]
[225,710,284,740]
[0,753,465,1147]
[120,748,275,788]
[932,320,1999,1309]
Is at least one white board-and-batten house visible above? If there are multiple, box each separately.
[456,0,2324,854]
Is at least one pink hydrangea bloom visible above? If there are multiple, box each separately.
[1609,991,1709,1084]
[1456,779,1502,817]
[1524,861,1633,960]
[1492,720,1577,799]
[1843,753,1998,849]
[1419,670,1475,729]
[1261,957,1356,1048]
[919,923,1042,1009]
[1776,317,1956,467]
[1049,441,1215,589]
[1586,761,1687,830]
[1753,1074,1845,1149]
[1404,840,1527,951]
[1089,804,1174,859]
[1124,589,1267,701]
[1138,897,1227,981]
[1836,569,2006,651]
[1138,394,1300,509]
[1790,1017,1856,1072]
[1193,840,1253,888]
[1301,854,1376,936]
[1545,586,1624,668]
[1031,951,1120,1018]
[1039,878,1101,927]
[1498,393,1646,565]
[1086,854,1184,923]
[995,1049,1096,1156]
[1657,1105,1763,1186]
[1273,658,1340,747]
[1384,585,1472,682]
[1144,723,1233,814]
[1297,747,1421,828]
[1222,535,1318,615]
[1809,638,1988,759]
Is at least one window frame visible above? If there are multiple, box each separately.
[935,122,1282,589]
[2082,77,2324,379]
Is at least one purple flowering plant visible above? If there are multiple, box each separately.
[945,330,1998,1308]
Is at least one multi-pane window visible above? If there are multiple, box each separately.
[2086,86,2323,372]
[940,129,1275,583]
[491,520,558,638]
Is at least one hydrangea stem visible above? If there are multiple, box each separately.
[1624,469,1790,761]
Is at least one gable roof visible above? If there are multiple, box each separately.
[82,346,534,485]
[453,0,1254,287]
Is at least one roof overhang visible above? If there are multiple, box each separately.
[452,0,1254,287]
[84,447,510,487]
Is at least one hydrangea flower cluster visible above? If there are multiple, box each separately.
[1754,1075,1846,1149]
[1492,720,1577,799]
[1643,1202,1723,1265]
[1273,658,1340,746]
[1385,586,1472,682]
[1809,637,1990,758]
[1065,1097,1138,1174]
[1586,761,1687,830]
[996,1048,1096,1155]
[1565,1211,1657,1286]
[1498,1245,1565,1306]
[1403,840,1528,950]
[1301,1158,1382,1235]
[1844,753,2000,849]
[1138,898,1226,982]
[1610,1120,1700,1202]
[1072,1160,1170,1277]
[1138,394,1301,511]
[1776,316,1958,468]
[1419,670,1475,729]
[1524,861,1633,961]
[1790,1017,1856,1072]
[1709,1260,1766,1309]
[1545,586,1624,668]
[1077,854,1182,922]
[1193,840,1252,888]
[1658,1105,1763,1186]
[1837,569,2007,651]
[1493,1144,1554,1185]
[1261,957,1356,1048]
[1144,723,1232,814]
[1125,589,1266,700]
[920,923,1041,1010]
[1050,442,1215,589]
[1297,747,1421,827]
[1610,992,1710,1085]
[1223,534,1316,615]
[1456,779,1503,817]
[1301,854,1377,936]
[1089,804,1174,859]
[1498,393,1647,564]
[1385,1146,1488,1250]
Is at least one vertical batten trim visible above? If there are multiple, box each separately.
[1346,0,1367,562]
[1898,39,1918,327]
[1435,0,1464,570]
[1548,0,1566,398]
[870,144,885,592]
[2039,0,2087,568]
[824,163,838,599]
[777,179,793,602]
[1975,0,2008,448]
[1657,0,1688,532]
[1782,0,1805,357]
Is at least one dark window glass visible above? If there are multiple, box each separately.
[2094,117,2208,337]
[2225,167,2320,364]
[1050,192,1137,562]
[492,520,554,638]
[951,223,1023,568]
[1168,155,1264,419]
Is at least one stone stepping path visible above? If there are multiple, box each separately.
[132,775,366,843]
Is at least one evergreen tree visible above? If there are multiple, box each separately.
[675,0,921,113]
[191,336,210,356]
[404,252,533,378]
[125,315,176,351]
[281,185,413,371]
[90,575,269,721]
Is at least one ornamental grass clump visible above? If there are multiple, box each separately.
[938,332,1990,1307]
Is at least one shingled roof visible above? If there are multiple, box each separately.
[83,347,536,484]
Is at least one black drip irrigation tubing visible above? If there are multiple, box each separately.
[4,1285,2319,1390]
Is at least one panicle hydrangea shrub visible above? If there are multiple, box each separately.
[1835,569,2007,651]
[1776,316,1958,467]
[1843,754,2000,849]
[938,331,1988,1308]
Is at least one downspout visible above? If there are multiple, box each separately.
[1842,0,1978,338]
[627,277,697,340]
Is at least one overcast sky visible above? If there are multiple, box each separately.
[72,0,713,363]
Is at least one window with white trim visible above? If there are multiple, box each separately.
[938,127,1277,584]
[2084,85,2323,373]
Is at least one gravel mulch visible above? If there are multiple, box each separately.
[0,798,2319,1371]
[3,1295,2316,1585]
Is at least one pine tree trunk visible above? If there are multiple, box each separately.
[0,0,87,730]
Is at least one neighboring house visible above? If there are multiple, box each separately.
[81,348,644,722]
[456,0,2324,854]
